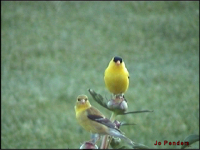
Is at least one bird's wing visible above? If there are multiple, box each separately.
[86,107,121,132]
[87,114,117,129]
[86,106,105,116]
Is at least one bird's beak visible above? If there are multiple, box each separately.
[80,99,85,104]
[116,60,121,65]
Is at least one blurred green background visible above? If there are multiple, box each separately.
[1,1,199,149]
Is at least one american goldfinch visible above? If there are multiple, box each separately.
[104,56,129,95]
[75,95,134,146]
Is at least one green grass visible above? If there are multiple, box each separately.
[1,1,199,149]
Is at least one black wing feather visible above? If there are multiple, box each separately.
[87,114,120,132]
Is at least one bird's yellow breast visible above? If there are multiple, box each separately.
[104,64,129,94]
[76,108,108,134]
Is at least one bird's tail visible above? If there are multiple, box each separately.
[108,128,134,146]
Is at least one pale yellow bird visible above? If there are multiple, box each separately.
[104,56,129,95]
[75,95,134,146]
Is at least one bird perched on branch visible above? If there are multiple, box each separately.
[75,95,134,146]
[104,56,129,97]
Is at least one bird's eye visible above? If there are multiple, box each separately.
[78,98,81,101]
[85,98,87,101]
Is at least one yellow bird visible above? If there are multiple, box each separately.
[104,56,129,95]
[75,95,134,146]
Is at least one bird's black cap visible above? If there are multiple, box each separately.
[113,56,122,63]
